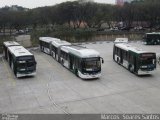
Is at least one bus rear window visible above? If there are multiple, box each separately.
[27,62,35,67]
[17,56,34,61]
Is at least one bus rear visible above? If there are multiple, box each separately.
[16,55,37,77]
[138,53,156,75]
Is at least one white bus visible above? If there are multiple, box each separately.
[60,45,103,79]
[3,41,37,78]
[39,37,104,79]
[113,43,156,75]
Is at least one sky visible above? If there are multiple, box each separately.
[0,0,115,9]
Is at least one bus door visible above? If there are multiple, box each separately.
[134,56,137,72]
[69,54,74,70]
[49,42,52,54]
[120,49,123,64]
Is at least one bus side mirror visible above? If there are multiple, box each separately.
[101,58,104,64]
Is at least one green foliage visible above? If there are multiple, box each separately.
[0,1,160,31]
[0,36,13,53]
[0,0,160,46]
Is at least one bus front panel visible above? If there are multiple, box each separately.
[78,57,101,79]
[16,56,36,77]
[138,53,156,74]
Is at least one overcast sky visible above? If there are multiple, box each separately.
[0,0,115,8]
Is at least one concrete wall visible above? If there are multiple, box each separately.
[15,35,32,48]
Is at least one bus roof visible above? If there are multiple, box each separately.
[52,40,71,48]
[61,45,100,58]
[114,38,128,43]
[115,43,150,54]
[3,41,20,47]
[39,37,60,43]
[8,46,33,57]
[146,32,160,35]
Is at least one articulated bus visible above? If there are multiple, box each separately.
[39,37,104,79]
[60,45,103,79]
[113,43,156,75]
[3,41,37,78]
[143,32,160,45]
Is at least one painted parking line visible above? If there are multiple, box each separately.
[33,52,70,114]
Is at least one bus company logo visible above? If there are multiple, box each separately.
[2,114,18,120]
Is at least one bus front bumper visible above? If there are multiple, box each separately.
[138,69,155,75]
[17,72,36,78]
[78,71,101,79]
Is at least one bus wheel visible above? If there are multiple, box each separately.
[75,69,78,77]
[117,58,120,64]
[129,65,134,73]
[14,70,17,77]
[61,59,64,66]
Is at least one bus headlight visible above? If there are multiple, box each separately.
[141,66,147,68]
[18,61,26,63]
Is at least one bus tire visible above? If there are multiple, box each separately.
[129,65,134,73]
[13,65,17,77]
[14,70,17,77]
[61,59,64,66]
[75,69,78,77]
[117,58,120,64]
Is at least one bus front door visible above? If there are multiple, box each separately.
[134,56,137,72]
[69,55,74,70]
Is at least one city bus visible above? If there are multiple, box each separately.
[3,41,37,78]
[143,32,160,45]
[113,43,156,75]
[60,45,104,79]
[39,37,104,79]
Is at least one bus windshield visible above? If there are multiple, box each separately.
[144,34,160,44]
[140,53,156,65]
[16,56,36,71]
[17,56,34,61]
[147,34,160,40]
[83,58,101,72]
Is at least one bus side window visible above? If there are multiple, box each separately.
[115,47,118,55]
[128,53,131,63]
[126,52,128,61]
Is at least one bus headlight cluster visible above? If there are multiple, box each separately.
[141,66,147,68]
[18,61,26,63]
